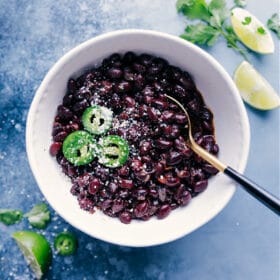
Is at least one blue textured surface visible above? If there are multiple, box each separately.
[0,0,279,279]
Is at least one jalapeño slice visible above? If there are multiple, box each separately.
[54,232,78,256]
[99,135,129,168]
[82,105,113,135]
[62,130,96,166]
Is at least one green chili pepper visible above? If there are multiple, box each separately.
[82,105,113,135]
[54,232,78,256]
[62,131,97,166]
[99,135,129,168]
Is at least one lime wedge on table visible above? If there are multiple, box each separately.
[234,61,280,110]
[12,231,52,280]
[231,8,274,54]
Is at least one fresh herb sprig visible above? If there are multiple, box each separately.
[177,0,248,59]
[234,0,247,8]
[267,13,280,39]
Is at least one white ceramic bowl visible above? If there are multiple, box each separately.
[26,30,250,247]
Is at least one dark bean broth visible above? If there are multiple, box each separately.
[50,52,219,224]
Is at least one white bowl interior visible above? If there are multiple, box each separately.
[26,30,250,247]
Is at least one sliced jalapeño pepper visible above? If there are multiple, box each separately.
[99,135,129,168]
[82,105,113,135]
[62,130,97,166]
[54,232,78,256]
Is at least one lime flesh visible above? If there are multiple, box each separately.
[234,61,280,110]
[231,8,274,54]
[12,231,52,279]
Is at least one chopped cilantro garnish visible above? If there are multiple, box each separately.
[267,13,280,39]
[25,203,51,229]
[0,209,23,225]
[257,26,266,35]
[234,0,247,8]
[242,16,251,25]
[177,0,248,59]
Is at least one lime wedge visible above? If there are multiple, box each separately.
[234,61,280,110]
[12,231,52,279]
[231,8,274,54]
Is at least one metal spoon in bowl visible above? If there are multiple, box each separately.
[165,94,280,216]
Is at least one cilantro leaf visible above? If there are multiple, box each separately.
[0,209,23,225]
[234,0,247,7]
[242,16,251,25]
[208,0,230,28]
[224,26,248,59]
[25,203,51,229]
[267,13,280,39]
[176,0,211,22]
[176,0,248,58]
[181,23,220,46]
[257,27,266,35]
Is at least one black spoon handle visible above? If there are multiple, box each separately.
[224,167,280,215]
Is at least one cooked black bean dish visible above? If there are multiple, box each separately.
[49,52,219,224]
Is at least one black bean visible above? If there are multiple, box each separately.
[114,81,132,93]
[152,99,168,110]
[124,96,135,107]
[176,170,190,179]
[88,178,101,195]
[158,188,166,202]
[166,151,183,165]
[157,204,171,219]
[112,199,125,213]
[67,78,77,94]
[108,182,118,193]
[194,180,208,193]
[119,179,133,189]
[174,113,187,124]
[109,53,121,63]
[161,111,174,123]
[123,51,136,64]
[202,164,219,175]
[57,105,74,122]
[147,107,158,122]
[139,140,152,155]
[134,188,148,201]
[212,144,219,154]
[134,74,145,89]
[72,99,89,114]
[63,94,74,106]
[179,75,195,90]
[180,191,192,206]
[156,139,173,150]
[49,142,62,156]
[52,122,63,136]
[132,62,146,73]
[134,201,149,218]
[139,53,153,66]
[123,68,135,81]
[134,170,151,183]
[174,84,186,98]
[119,212,132,224]
[108,67,123,79]
[53,131,68,142]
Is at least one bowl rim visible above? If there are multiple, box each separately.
[26,29,250,247]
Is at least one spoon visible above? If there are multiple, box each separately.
[165,94,280,216]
